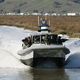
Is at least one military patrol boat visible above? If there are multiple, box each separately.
[18,19,70,68]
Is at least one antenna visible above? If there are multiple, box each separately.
[49,19,50,27]
[44,15,47,24]
[38,16,40,26]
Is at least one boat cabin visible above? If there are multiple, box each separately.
[22,19,67,47]
[31,34,63,45]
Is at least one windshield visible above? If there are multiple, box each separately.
[32,34,62,45]
[33,35,40,43]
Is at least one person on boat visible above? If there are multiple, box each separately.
[26,37,32,47]
[44,34,50,45]
[22,37,28,45]
[22,37,32,47]
[58,36,62,44]
[42,19,46,24]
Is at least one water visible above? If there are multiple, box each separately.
[0,68,32,80]
[0,68,80,80]
[0,26,80,80]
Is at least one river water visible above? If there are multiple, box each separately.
[0,68,80,80]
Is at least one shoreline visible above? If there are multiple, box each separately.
[0,15,80,37]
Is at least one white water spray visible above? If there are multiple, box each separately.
[0,26,35,69]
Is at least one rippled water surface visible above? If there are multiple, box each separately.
[0,68,80,80]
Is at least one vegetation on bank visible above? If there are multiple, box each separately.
[0,15,80,38]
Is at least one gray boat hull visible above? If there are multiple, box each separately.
[21,57,65,68]
[18,44,70,68]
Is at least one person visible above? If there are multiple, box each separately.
[22,37,32,47]
[22,37,28,45]
[58,36,62,44]
[42,19,46,24]
[44,34,50,45]
[27,37,32,47]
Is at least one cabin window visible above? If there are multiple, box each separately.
[33,36,40,43]
[32,34,62,44]
[41,35,45,43]
[50,35,58,44]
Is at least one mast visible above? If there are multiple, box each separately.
[49,19,50,27]
[38,16,40,26]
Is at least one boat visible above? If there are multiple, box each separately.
[18,18,70,68]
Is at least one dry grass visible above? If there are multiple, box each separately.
[0,15,80,37]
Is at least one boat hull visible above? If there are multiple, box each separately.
[19,44,70,68]
[20,48,67,68]
[21,57,65,68]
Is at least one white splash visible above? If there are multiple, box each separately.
[0,26,35,68]
[64,38,80,68]
[0,48,27,68]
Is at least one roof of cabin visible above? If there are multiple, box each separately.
[29,32,58,36]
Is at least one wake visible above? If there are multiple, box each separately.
[0,48,27,68]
